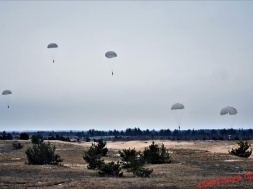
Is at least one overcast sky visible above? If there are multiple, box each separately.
[0,1,252,131]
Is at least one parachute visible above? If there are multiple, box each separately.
[220,106,237,128]
[2,90,12,108]
[171,103,185,130]
[47,43,58,63]
[105,51,117,76]
[220,106,237,115]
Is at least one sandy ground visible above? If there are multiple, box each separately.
[53,139,253,158]
[1,139,253,189]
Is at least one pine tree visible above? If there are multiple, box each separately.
[25,142,62,165]
[229,140,252,158]
[143,141,171,164]
[83,139,108,169]
[98,161,123,177]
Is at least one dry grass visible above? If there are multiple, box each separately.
[0,140,253,189]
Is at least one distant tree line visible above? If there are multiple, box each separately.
[1,127,253,141]
[85,128,253,141]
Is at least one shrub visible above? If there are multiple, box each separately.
[86,137,91,142]
[98,161,123,177]
[119,148,152,177]
[83,139,108,169]
[20,133,29,140]
[93,139,108,156]
[229,140,252,158]
[132,167,153,178]
[143,141,171,164]
[12,142,23,150]
[119,148,142,168]
[83,147,104,169]
[31,134,44,144]
[25,142,62,165]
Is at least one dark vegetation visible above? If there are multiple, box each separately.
[83,140,171,177]
[25,142,63,165]
[98,161,123,177]
[12,141,23,150]
[1,128,253,142]
[143,141,171,164]
[47,135,70,142]
[83,139,108,170]
[31,134,44,144]
[19,132,29,140]
[229,140,252,158]
[0,131,13,140]
[119,148,152,177]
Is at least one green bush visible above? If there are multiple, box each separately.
[20,133,29,140]
[25,142,62,165]
[132,167,153,178]
[119,148,143,168]
[31,134,44,144]
[119,148,152,177]
[98,161,123,177]
[229,140,252,158]
[83,147,104,169]
[93,139,108,156]
[12,142,23,150]
[143,141,171,164]
[83,139,108,169]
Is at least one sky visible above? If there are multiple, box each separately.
[0,1,253,131]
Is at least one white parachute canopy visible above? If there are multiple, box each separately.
[171,103,184,110]
[105,51,117,76]
[220,106,237,128]
[47,43,58,63]
[2,90,12,95]
[220,106,237,115]
[171,103,185,129]
[2,90,12,108]
[105,51,117,58]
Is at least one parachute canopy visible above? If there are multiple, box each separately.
[105,51,117,58]
[220,106,237,115]
[171,103,184,110]
[47,43,58,48]
[2,90,12,95]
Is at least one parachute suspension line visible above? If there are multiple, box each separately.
[171,103,185,130]
[108,58,116,76]
[47,43,58,64]
[2,90,12,109]
[105,51,117,76]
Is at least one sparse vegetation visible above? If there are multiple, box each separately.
[25,142,63,165]
[132,167,153,178]
[47,135,70,142]
[12,141,23,150]
[1,140,253,188]
[229,140,252,158]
